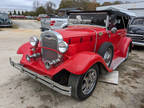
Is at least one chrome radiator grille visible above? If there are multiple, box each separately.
[41,35,58,62]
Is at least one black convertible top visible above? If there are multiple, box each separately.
[67,9,131,17]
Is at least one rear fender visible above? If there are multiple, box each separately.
[64,51,112,75]
[118,37,132,57]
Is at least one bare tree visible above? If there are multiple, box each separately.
[33,0,40,11]
[45,1,56,14]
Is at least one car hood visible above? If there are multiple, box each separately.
[55,25,105,39]
[128,25,144,35]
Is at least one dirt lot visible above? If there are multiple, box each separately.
[0,20,144,108]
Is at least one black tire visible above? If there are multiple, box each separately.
[41,28,45,32]
[97,42,114,67]
[68,65,99,100]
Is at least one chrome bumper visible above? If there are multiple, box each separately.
[132,42,144,46]
[0,24,12,27]
[127,33,143,37]
[9,57,71,96]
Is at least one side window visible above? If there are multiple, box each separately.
[132,18,144,25]
[108,15,125,30]
[114,16,125,29]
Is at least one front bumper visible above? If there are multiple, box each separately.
[127,33,144,37]
[127,33,144,46]
[9,57,71,96]
[0,24,12,27]
[132,42,144,46]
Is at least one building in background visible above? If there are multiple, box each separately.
[0,8,27,14]
[96,1,144,17]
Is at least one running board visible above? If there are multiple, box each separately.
[99,71,119,85]
[110,57,126,70]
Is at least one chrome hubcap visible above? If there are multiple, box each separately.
[104,48,112,66]
[82,68,97,95]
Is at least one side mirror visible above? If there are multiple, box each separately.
[111,27,117,33]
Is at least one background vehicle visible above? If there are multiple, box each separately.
[10,15,26,19]
[10,10,132,100]
[0,13,12,27]
[37,14,49,21]
[40,8,80,31]
[40,16,68,31]
[25,16,35,20]
[127,17,144,46]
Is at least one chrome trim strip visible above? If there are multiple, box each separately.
[127,33,144,37]
[132,42,144,46]
[9,57,71,96]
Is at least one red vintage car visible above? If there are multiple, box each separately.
[10,10,132,100]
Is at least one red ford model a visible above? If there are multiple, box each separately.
[10,10,132,100]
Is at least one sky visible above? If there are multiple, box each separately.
[0,0,143,10]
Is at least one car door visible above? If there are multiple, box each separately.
[108,15,126,51]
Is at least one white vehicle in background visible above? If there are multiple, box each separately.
[40,8,81,31]
[40,16,68,31]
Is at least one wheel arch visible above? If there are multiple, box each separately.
[63,51,112,76]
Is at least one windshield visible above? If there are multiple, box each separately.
[69,12,107,27]
[132,18,144,25]
[0,13,8,19]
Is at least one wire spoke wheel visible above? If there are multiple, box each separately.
[82,68,97,95]
[68,65,99,100]
[104,48,113,66]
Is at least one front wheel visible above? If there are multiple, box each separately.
[68,65,99,100]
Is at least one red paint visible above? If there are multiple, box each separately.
[17,25,132,78]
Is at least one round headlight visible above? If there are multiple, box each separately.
[58,41,68,53]
[29,36,39,47]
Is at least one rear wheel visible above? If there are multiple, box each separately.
[68,65,99,100]
[103,47,113,67]
[98,42,114,67]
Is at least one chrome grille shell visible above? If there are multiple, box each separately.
[40,31,63,63]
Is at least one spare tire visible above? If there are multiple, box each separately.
[97,42,114,67]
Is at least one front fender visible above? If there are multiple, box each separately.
[63,51,112,75]
[17,42,31,54]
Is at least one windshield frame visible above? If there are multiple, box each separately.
[68,12,108,28]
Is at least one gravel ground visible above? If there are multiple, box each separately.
[12,20,41,29]
[0,20,144,108]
